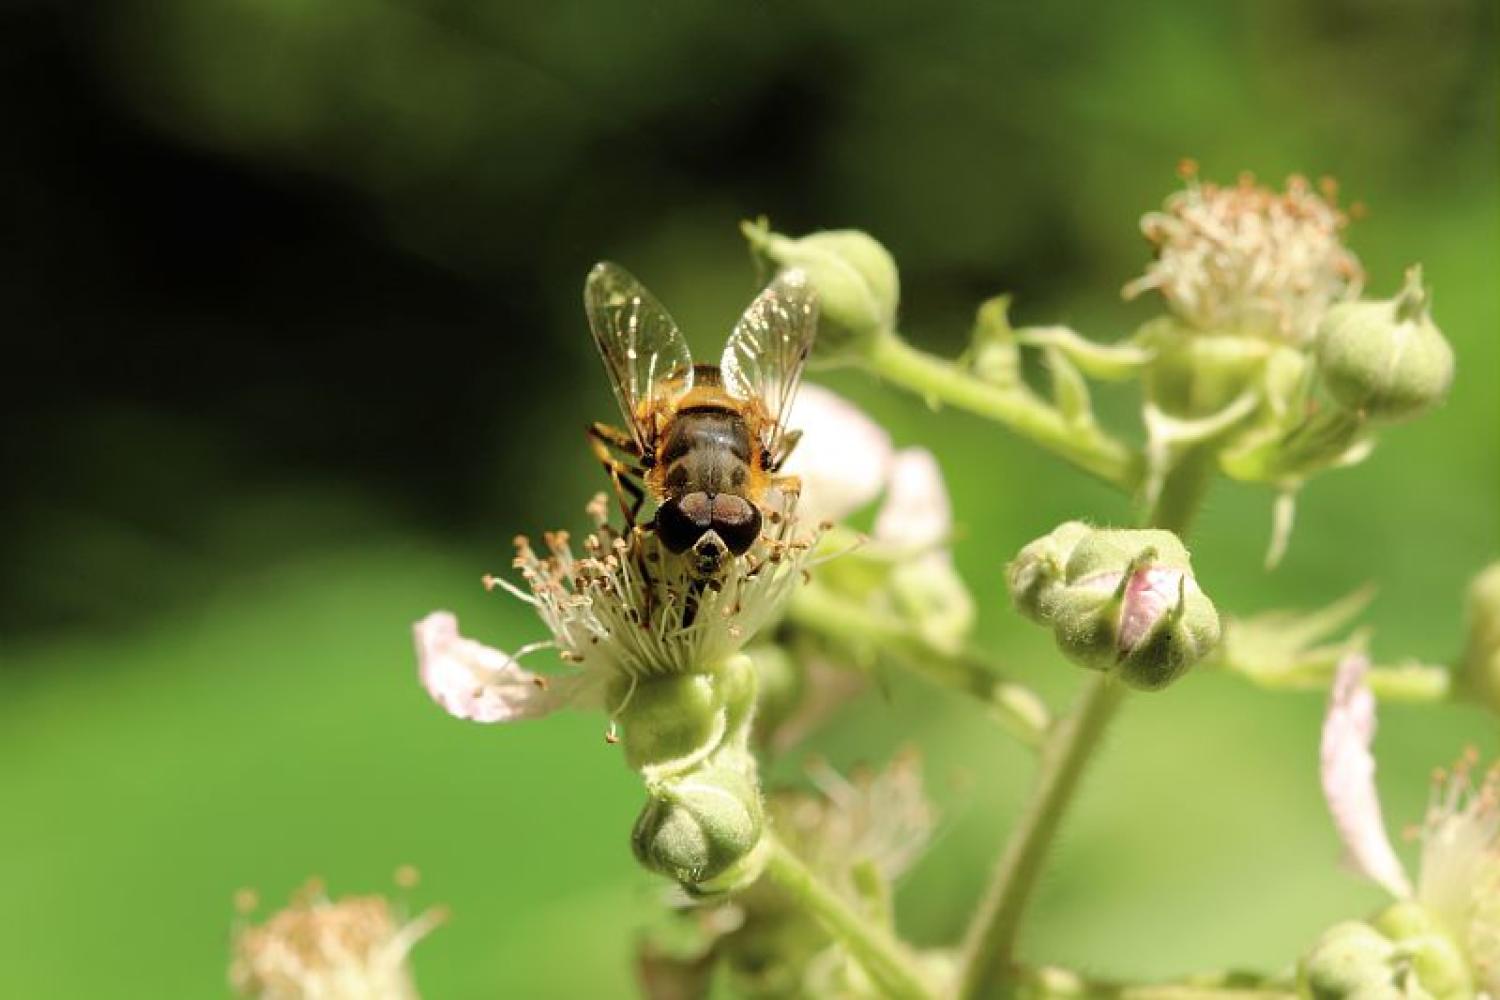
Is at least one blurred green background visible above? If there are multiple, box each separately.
[2,1,1496,997]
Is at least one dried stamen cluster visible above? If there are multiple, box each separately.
[1125,164,1364,344]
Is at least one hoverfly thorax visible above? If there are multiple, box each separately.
[584,263,817,576]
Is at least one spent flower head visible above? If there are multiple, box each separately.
[1319,654,1500,996]
[229,881,443,1000]
[1125,164,1363,345]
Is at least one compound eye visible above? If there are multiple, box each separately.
[710,494,762,556]
[655,492,712,553]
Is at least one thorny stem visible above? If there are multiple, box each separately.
[864,331,1142,492]
[762,834,937,1000]
[787,580,1052,749]
[957,460,1205,999]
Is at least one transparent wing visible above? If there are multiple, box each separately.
[584,262,694,450]
[721,269,818,461]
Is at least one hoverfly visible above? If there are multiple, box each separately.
[584,262,817,576]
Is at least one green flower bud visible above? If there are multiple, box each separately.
[1006,520,1091,624]
[1459,562,1500,716]
[632,754,767,893]
[1009,525,1221,691]
[1299,921,1401,1000]
[1371,903,1472,1000]
[968,295,1021,386]
[1316,267,1453,423]
[742,220,899,358]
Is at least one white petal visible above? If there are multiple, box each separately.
[873,448,951,552]
[783,384,893,525]
[413,611,565,724]
[1320,653,1413,898]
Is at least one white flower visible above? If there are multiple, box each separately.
[415,494,817,724]
[1320,654,1500,993]
[230,884,443,1000]
[1124,166,1363,344]
[782,383,894,527]
[873,448,951,554]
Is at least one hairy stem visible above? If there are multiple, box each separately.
[958,460,1205,997]
[787,580,1052,748]
[955,672,1127,997]
[762,834,937,1000]
[864,331,1141,492]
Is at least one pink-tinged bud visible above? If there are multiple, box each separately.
[1008,525,1220,691]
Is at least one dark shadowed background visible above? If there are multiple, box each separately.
[2,2,1497,997]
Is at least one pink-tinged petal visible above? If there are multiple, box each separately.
[1320,653,1413,898]
[413,611,561,724]
[1118,567,1184,651]
[873,448,952,552]
[783,384,893,525]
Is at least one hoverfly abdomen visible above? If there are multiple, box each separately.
[658,404,754,497]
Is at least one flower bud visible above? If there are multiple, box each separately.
[632,754,767,894]
[1008,525,1220,691]
[1315,267,1453,423]
[1298,921,1399,1000]
[1459,562,1500,716]
[968,296,1021,386]
[1370,903,1473,999]
[1006,520,1091,625]
[742,220,899,358]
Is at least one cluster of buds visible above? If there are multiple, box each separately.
[637,751,944,999]
[1310,655,1500,998]
[229,877,442,1000]
[414,494,821,895]
[1124,166,1453,564]
[1008,522,1220,691]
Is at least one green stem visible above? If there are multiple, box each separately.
[958,460,1205,998]
[865,331,1141,491]
[1140,445,1215,534]
[1022,965,1297,1000]
[787,581,1052,748]
[955,673,1128,998]
[762,834,936,1000]
[1226,661,1453,703]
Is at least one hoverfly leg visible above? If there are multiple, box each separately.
[587,421,649,526]
[768,428,803,473]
